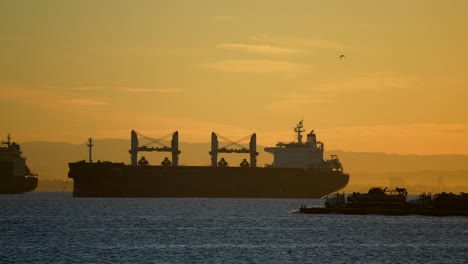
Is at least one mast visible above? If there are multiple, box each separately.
[210,132,218,167]
[294,120,306,144]
[87,138,94,163]
[130,130,138,166]
[2,133,12,147]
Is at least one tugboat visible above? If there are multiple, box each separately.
[0,134,38,194]
[299,187,468,216]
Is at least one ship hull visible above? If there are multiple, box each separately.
[0,175,38,194]
[0,177,37,194]
[68,162,349,198]
[0,162,38,194]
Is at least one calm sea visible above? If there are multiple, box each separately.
[1,192,467,263]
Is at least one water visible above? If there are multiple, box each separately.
[1,193,467,263]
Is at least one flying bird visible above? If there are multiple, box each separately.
[339,54,346,59]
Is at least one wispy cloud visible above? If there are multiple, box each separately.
[264,72,418,112]
[44,85,182,93]
[206,34,343,75]
[2,84,111,109]
[97,46,201,57]
[252,34,344,51]
[120,87,182,93]
[64,98,110,106]
[265,93,329,112]
[213,15,236,21]
[217,43,303,56]
[316,72,419,92]
[200,59,312,75]
[214,35,342,58]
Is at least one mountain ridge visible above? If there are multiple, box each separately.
[17,139,468,192]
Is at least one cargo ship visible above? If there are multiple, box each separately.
[299,187,468,216]
[0,134,38,194]
[68,121,350,198]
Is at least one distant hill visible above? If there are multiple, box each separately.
[330,150,468,173]
[20,139,468,192]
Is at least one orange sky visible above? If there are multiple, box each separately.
[1,0,468,154]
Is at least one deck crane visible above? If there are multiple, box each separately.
[129,130,181,166]
[209,132,258,167]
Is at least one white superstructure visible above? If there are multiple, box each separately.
[264,120,343,171]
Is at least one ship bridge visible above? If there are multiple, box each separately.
[264,120,342,171]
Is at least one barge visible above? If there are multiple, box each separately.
[299,187,468,216]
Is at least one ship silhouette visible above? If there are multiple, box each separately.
[68,120,349,198]
[0,134,38,194]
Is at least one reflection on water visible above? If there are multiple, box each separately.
[1,192,467,263]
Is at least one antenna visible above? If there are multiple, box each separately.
[87,138,94,163]
[294,120,306,144]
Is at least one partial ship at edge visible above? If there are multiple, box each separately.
[0,134,38,194]
[68,121,350,198]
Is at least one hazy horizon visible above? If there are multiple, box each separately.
[15,136,468,157]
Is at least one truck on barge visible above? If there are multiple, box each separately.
[68,121,349,198]
[0,134,38,194]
